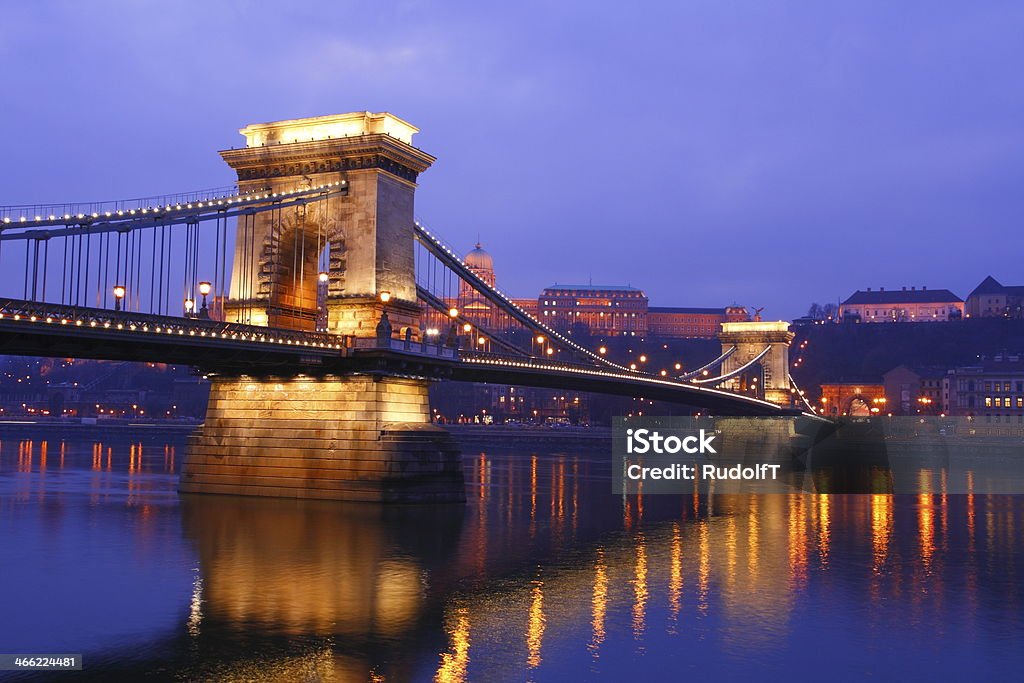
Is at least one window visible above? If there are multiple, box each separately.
[985,396,993,407]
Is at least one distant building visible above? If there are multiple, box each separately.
[648,306,748,339]
[819,382,886,417]
[945,354,1024,422]
[511,298,538,318]
[538,284,648,336]
[882,365,946,415]
[966,276,1024,319]
[458,243,498,327]
[839,286,964,322]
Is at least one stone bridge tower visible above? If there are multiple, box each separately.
[181,113,464,504]
[717,321,795,406]
[219,112,434,338]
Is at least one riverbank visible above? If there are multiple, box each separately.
[0,417,201,440]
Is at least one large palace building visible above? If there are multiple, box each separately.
[539,284,648,336]
[839,286,964,322]
[441,241,746,339]
[648,306,749,338]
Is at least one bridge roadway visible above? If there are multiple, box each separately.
[0,297,796,416]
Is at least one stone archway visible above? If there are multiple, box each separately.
[254,201,345,331]
[848,396,871,417]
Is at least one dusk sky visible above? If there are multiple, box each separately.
[3,1,1023,320]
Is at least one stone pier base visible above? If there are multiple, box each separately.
[713,417,799,464]
[180,374,465,503]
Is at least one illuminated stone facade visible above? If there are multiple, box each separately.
[183,114,463,503]
[839,286,964,323]
[539,285,647,336]
[819,382,886,417]
[718,321,795,406]
[220,111,434,339]
[181,374,463,502]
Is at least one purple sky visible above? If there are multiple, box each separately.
[2,1,1023,320]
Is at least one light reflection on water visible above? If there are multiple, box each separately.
[0,434,1023,681]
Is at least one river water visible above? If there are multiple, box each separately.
[1,432,1022,681]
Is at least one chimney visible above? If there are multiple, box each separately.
[902,286,907,291]
[923,286,927,290]
[911,286,916,291]
[867,287,872,292]
[880,287,885,292]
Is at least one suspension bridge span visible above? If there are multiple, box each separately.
[0,111,817,502]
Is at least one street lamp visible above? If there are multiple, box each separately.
[184,298,195,317]
[446,307,459,348]
[198,281,212,319]
[318,271,329,283]
[113,285,126,311]
[376,291,393,344]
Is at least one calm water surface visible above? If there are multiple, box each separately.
[1,432,1022,681]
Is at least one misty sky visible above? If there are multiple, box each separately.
[2,1,1022,320]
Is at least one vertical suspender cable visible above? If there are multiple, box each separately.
[41,239,48,302]
[84,233,92,308]
[149,226,156,314]
[23,240,29,300]
[61,235,68,306]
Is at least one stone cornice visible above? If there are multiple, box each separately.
[219,134,435,184]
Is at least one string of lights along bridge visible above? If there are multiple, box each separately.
[0,111,817,502]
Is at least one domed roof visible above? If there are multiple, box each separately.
[465,242,494,271]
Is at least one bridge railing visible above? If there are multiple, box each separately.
[349,336,458,359]
[0,298,343,350]
[460,349,667,380]
[0,185,244,224]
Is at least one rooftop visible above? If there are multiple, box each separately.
[842,288,962,305]
[544,284,644,293]
[239,111,419,147]
[649,306,725,315]
[968,275,1024,298]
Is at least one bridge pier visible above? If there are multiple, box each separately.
[180,374,465,503]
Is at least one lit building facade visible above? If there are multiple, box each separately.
[538,285,648,336]
[840,287,964,322]
[818,382,886,417]
[945,354,1024,422]
[648,306,748,339]
[457,243,498,328]
[966,276,1024,318]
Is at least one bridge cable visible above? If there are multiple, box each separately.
[678,346,737,380]
[692,345,772,385]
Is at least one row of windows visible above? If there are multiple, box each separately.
[542,311,641,318]
[983,414,1024,423]
[956,380,1024,392]
[651,326,717,333]
[541,300,644,308]
[984,396,1024,408]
